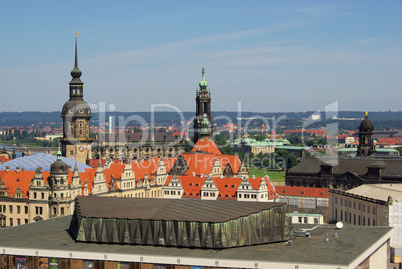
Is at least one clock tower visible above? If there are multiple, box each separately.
[60,33,93,164]
[194,67,213,141]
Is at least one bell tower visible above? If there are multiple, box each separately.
[194,67,213,141]
[357,112,375,156]
[60,32,93,164]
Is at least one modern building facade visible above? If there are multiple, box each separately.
[329,184,402,263]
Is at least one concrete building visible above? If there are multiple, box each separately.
[329,184,402,263]
[0,202,393,269]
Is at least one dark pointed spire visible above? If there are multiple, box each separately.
[70,31,83,84]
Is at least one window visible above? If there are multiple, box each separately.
[9,205,13,214]
[359,216,361,225]
[353,202,356,209]
[358,204,361,210]
[341,210,343,221]
[363,217,366,225]
[335,197,338,204]
[354,214,356,225]
[0,205,2,213]
[345,211,347,222]
[40,207,43,215]
[17,206,20,214]
[373,220,375,226]
[9,218,13,226]
[372,207,376,214]
[41,193,44,199]
[34,192,37,199]
[298,217,302,223]
[367,206,370,214]
[24,206,28,214]
[304,217,308,224]
[24,219,28,224]
[368,218,370,226]
[348,201,351,207]
[363,205,366,212]
[53,207,56,215]
[61,208,64,215]
[17,219,20,225]
[340,199,343,206]
[36,207,39,215]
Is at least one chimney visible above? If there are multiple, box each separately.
[6,166,10,173]
[16,166,20,173]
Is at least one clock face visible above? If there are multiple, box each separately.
[79,146,84,152]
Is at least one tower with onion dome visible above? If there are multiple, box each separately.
[194,67,213,141]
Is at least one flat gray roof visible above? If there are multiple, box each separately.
[0,215,392,268]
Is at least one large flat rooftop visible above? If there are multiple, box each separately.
[74,196,285,222]
[0,215,392,269]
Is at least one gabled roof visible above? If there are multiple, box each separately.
[214,177,242,200]
[191,137,222,155]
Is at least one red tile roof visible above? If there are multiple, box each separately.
[191,137,222,155]
[275,186,328,198]
[0,156,11,163]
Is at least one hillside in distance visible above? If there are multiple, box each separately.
[1,111,402,131]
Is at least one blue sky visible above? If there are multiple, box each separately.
[0,1,401,113]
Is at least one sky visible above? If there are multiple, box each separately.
[0,1,401,113]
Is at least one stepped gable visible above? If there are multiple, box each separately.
[69,195,291,248]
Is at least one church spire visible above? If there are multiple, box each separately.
[70,32,83,85]
[57,142,62,161]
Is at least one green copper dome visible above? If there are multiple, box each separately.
[199,66,208,88]
[200,114,210,136]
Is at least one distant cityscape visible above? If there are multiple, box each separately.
[0,36,401,269]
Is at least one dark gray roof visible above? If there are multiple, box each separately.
[0,216,392,267]
[289,157,402,177]
[99,132,178,143]
[75,196,284,222]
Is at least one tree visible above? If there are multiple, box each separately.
[285,134,303,146]
[250,134,267,142]
[396,147,402,156]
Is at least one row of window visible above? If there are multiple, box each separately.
[240,194,257,199]
[335,197,376,214]
[0,205,29,214]
[32,192,45,199]
[336,209,376,226]
[0,218,29,227]
[164,190,181,196]
[202,192,216,197]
